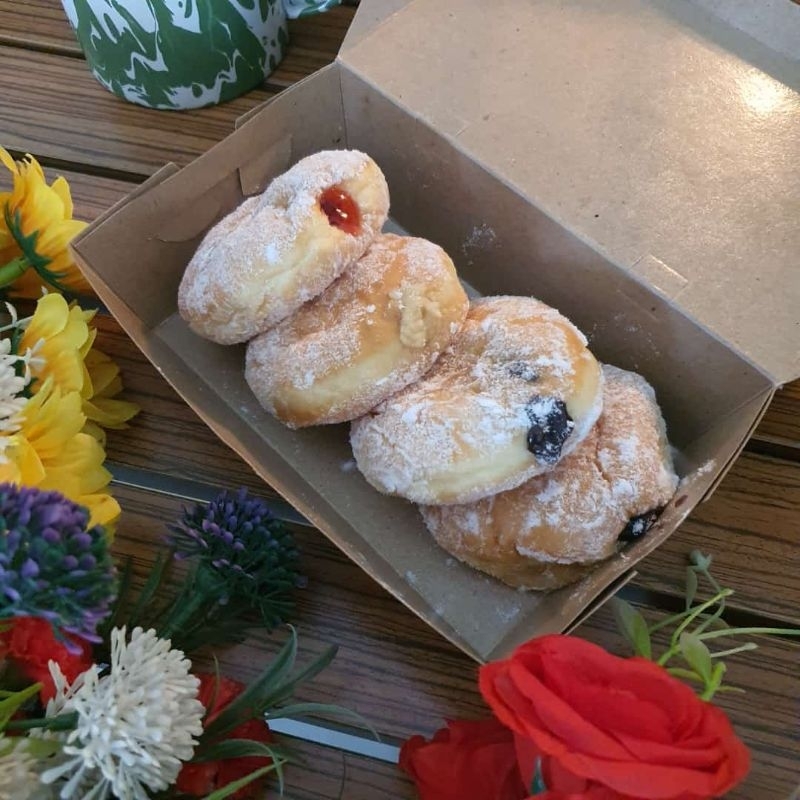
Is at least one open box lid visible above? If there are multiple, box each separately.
[338,0,800,385]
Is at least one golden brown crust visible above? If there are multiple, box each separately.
[350,296,604,505]
[419,364,679,590]
[244,234,469,427]
[178,150,389,344]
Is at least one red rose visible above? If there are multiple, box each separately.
[399,717,527,800]
[176,673,273,800]
[480,635,750,800]
[0,616,93,702]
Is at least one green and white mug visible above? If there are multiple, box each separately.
[60,0,340,110]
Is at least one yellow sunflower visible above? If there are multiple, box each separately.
[19,293,139,442]
[0,147,91,298]
[0,377,119,530]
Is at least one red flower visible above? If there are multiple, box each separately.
[176,673,273,800]
[0,616,92,702]
[399,717,527,800]
[480,635,750,800]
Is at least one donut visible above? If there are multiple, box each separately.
[419,364,679,590]
[244,234,469,427]
[350,295,604,505]
[177,149,390,344]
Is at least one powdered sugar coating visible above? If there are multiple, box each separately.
[350,296,603,505]
[178,150,390,344]
[245,234,468,427]
[420,364,679,590]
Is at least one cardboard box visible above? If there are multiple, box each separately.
[71,0,800,662]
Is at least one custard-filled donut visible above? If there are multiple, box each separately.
[178,150,390,344]
[245,234,469,427]
[420,364,679,590]
[350,296,603,505]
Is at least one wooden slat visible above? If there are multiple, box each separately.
[92,315,800,625]
[271,740,412,800]
[754,379,800,452]
[0,46,277,176]
[112,484,800,800]
[0,0,78,52]
[636,452,800,625]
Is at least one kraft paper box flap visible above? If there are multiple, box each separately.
[339,0,800,385]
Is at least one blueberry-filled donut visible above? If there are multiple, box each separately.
[178,150,390,345]
[244,234,469,427]
[419,364,679,590]
[350,295,604,505]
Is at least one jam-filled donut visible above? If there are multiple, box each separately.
[420,364,679,590]
[244,234,469,427]
[178,150,390,344]
[350,296,604,505]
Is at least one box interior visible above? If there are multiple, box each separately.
[73,60,776,661]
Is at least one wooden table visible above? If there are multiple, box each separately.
[1,4,798,798]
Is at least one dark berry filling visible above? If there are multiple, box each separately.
[319,186,361,235]
[525,396,574,463]
[618,507,664,542]
[507,361,539,382]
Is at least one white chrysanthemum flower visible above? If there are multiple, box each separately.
[0,735,54,800]
[0,337,29,432]
[40,627,204,800]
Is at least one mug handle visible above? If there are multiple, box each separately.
[282,0,342,20]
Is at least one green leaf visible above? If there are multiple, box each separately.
[665,667,705,685]
[0,684,41,730]
[127,549,171,629]
[685,567,698,611]
[201,761,285,800]
[203,627,300,740]
[257,644,338,711]
[679,633,713,684]
[610,597,652,659]
[193,739,287,763]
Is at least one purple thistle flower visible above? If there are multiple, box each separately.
[0,483,117,641]
[166,488,305,629]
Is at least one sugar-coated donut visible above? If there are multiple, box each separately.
[178,149,390,344]
[244,234,469,428]
[350,296,604,505]
[420,364,679,590]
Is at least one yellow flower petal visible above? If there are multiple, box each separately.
[51,176,75,219]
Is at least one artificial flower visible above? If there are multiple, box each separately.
[0,147,90,298]
[0,377,119,528]
[0,484,116,640]
[40,627,204,800]
[399,717,527,800]
[176,673,273,800]
[167,487,305,630]
[0,616,93,703]
[479,635,751,800]
[17,293,139,440]
[0,734,53,800]
[0,337,29,441]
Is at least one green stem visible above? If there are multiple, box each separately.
[657,589,732,667]
[0,255,30,288]
[709,643,759,659]
[698,626,800,642]
[6,712,78,732]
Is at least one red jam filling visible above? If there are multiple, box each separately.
[319,186,361,235]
